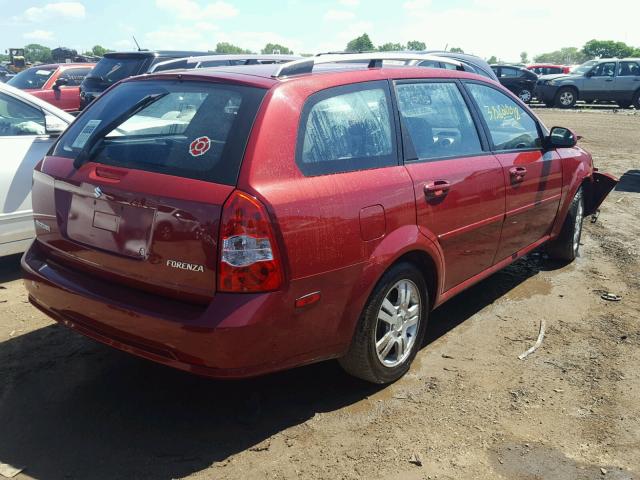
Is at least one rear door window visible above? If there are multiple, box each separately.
[296,81,397,176]
[618,61,640,76]
[466,82,541,151]
[395,81,482,161]
[53,80,266,185]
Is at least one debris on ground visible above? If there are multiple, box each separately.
[409,453,423,467]
[601,293,622,302]
[518,319,547,360]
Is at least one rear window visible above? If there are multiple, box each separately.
[53,80,266,185]
[86,57,146,84]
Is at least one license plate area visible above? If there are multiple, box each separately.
[66,195,155,259]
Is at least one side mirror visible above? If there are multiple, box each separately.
[44,114,67,136]
[547,126,577,148]
[52,77,69,90]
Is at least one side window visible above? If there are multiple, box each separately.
[618,61,640,76]
[549,67,563,74]
[152,60,189,72]
[419,60,441,69]
[592,62,616,77]
[500,67,520,78]
[297,82,396,176]
[60,68,92,86]
[0,92,45,136]
[396,82,482,161]
[466,83,541,151]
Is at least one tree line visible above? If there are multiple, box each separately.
[3,37,639,66]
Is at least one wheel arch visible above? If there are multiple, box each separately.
[336,225,444,350]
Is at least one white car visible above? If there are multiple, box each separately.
[0,82,73,257]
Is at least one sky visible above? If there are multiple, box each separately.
[0,0,639,62]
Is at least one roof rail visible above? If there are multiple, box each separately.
[272,52,463,78]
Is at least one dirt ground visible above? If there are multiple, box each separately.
[0,109,638,480]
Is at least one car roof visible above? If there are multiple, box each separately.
[140,60,499,91]
[0,81,74,121]
[23,63,93,70]
[104,50,209,59]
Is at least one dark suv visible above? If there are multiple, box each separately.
[23,53,616,384]
[536,58,640,109]
[490,64,539,103]
[79,50,208,109]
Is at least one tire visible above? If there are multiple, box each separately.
[546,188,584,262]
[632,91,640,109]
[339,262,428,384]
[518,88,533,103]
[555,87,577,108]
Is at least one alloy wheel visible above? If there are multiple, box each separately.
[375,279,421,368]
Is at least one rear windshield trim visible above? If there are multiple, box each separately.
[53,80,267,186]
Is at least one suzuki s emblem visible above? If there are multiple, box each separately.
[94,186,103,198]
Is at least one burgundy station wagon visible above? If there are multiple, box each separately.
[22,53,617,383]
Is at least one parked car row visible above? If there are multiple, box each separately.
[4,51,615,384]
[536,58,640,109]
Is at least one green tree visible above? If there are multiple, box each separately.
[261,43,293,54]
[346,33,374,52]
[534,47,587,65]
[377,42,405,52]
[449,47,464,53]
[406,40,426,51]
[215,42,253,54]
[24,43,52,63]
[582,39,635,59]
[487,55,498,64]
[520,51,529,63]
[91,45,112,57]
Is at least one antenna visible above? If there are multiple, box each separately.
[133,35,142,51]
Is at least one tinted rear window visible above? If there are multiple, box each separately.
[53,80,266,185]
[86,57,146,84]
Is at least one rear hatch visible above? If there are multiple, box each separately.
[35,77,266,302]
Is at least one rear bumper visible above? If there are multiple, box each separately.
[22,241,338,378]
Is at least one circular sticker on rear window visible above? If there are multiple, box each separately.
[189,136,211,157]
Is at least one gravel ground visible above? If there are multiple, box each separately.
[0,109,638,480]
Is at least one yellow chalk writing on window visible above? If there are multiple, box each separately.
[484,104,522,122]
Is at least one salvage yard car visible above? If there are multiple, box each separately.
[490,64,539,103]
[79,50,208,110]
[22,53,617,384]
[7,63,95,113]
[536,58,640,108]
[0,82,72,257]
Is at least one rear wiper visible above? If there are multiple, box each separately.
[73,92,169,169]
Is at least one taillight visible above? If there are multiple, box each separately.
[218,190,283,292]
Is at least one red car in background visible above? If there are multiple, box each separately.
[527,64,571,75]
[7,63,95,113]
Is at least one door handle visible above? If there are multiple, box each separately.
[424,180,451,199]
[509,166,527,183]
